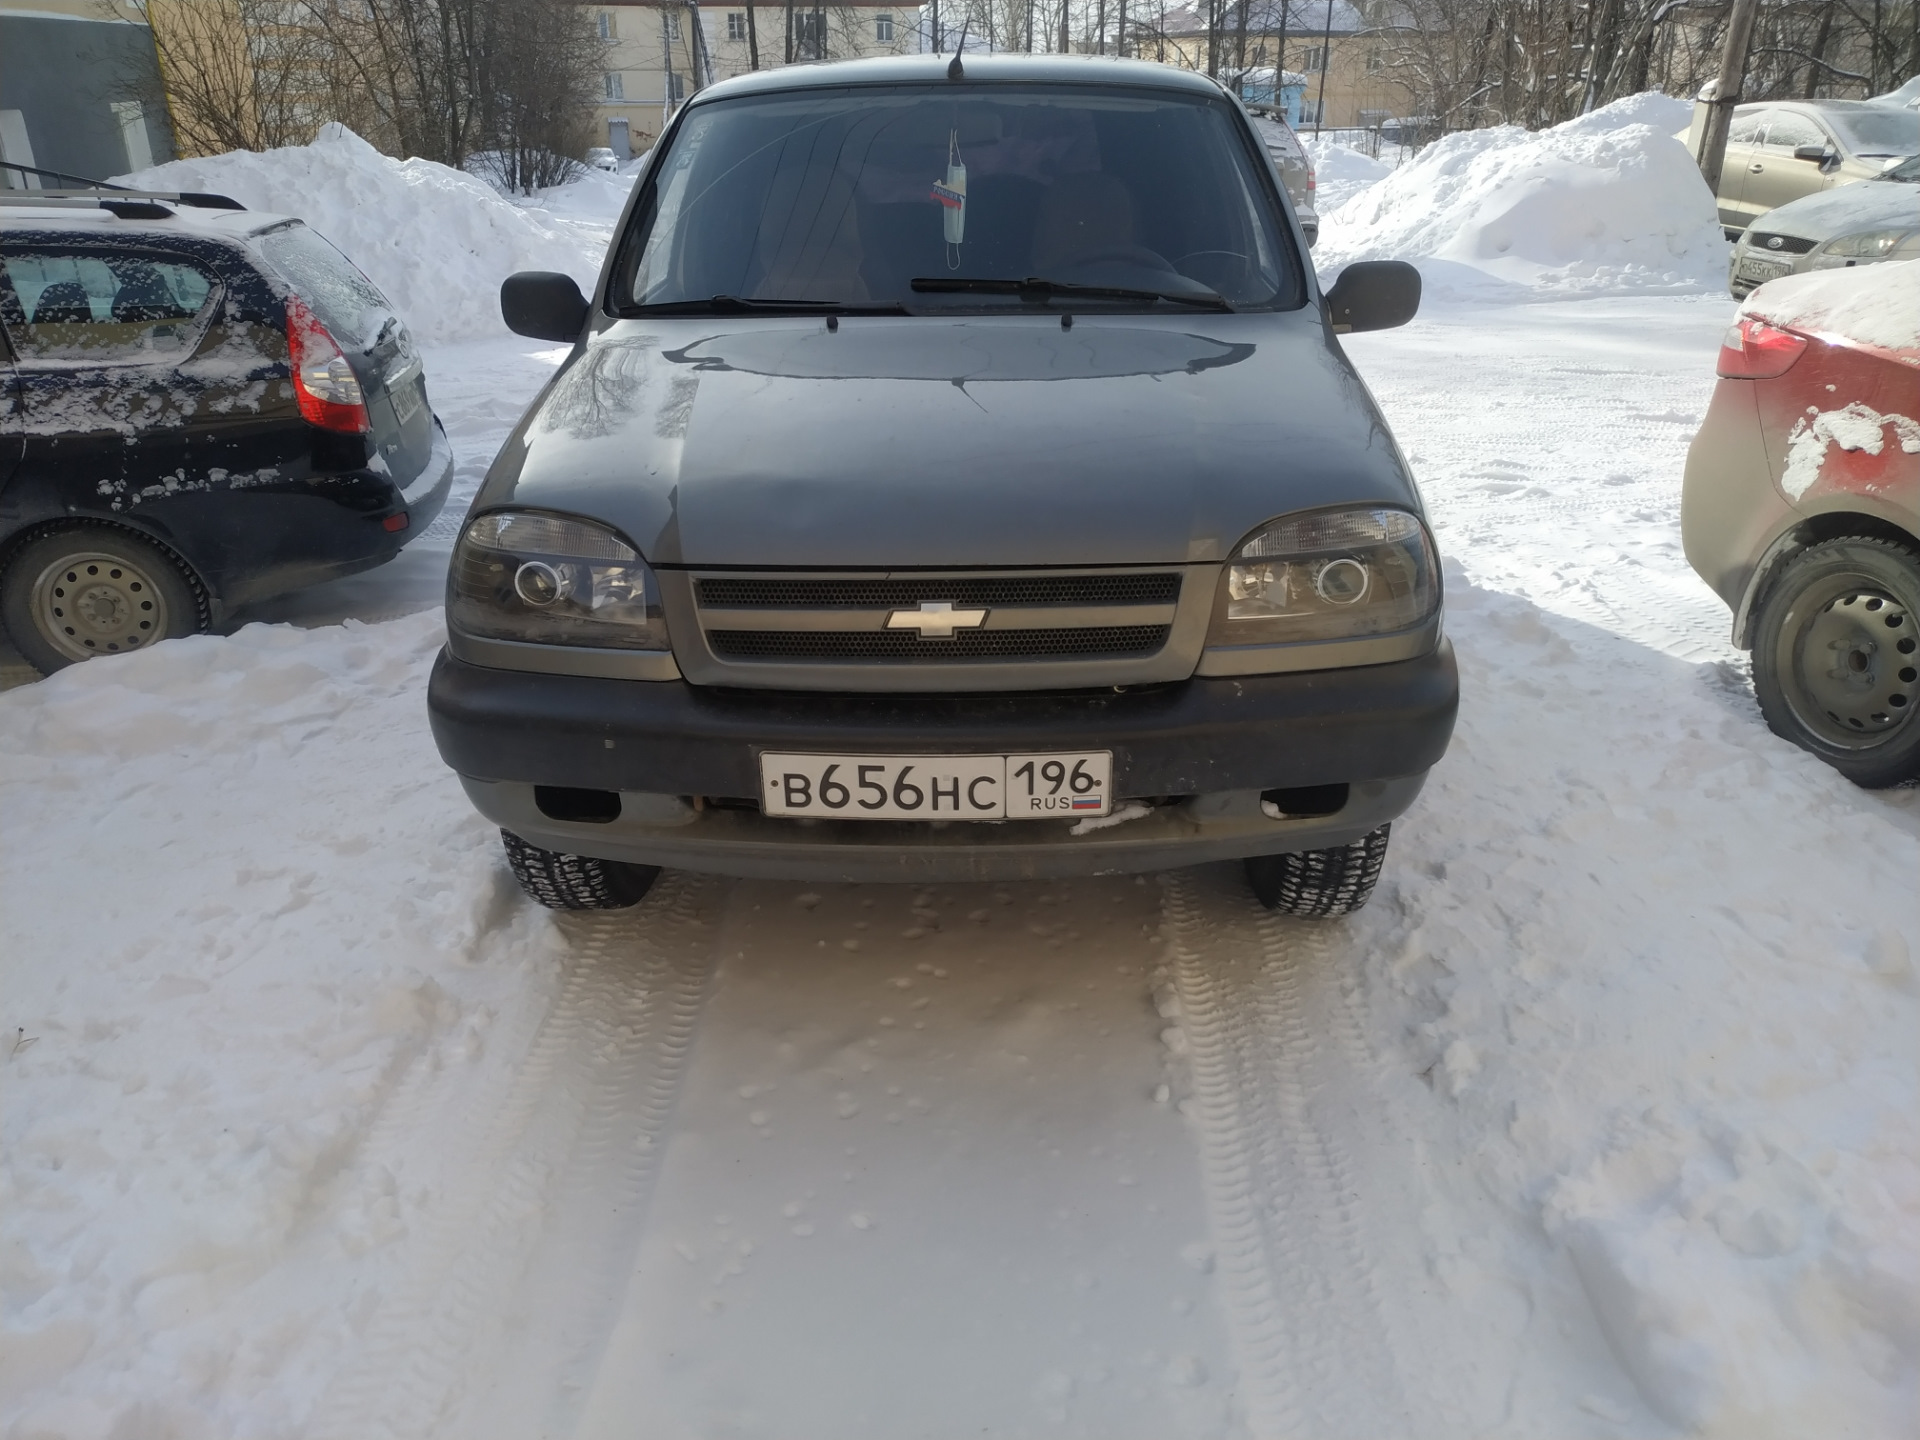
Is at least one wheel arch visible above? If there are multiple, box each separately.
[1733,508,1920,649]
[0,516,215,631]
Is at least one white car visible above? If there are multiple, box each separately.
[585,147,620,173]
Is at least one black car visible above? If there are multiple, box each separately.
[0,187,453,672]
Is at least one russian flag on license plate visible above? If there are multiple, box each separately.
[1071,797,1103,810]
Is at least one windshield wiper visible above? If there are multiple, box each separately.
[910,276,1233,311]
[631,294,912,316]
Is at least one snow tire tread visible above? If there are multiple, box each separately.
[502,829,660,910]
[1243,824,1390,916]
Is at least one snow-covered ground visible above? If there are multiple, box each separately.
[6,106,1920,1440]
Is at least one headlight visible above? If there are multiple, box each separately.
[449,510,668,650]
[1823,228,1913,258]
[1207,507,1438,646]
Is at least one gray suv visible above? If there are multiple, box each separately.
[428,55,1456,916]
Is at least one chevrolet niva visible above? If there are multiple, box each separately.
[428,55,1457,915]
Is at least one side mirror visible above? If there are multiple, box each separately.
[1324,260,1421,334]
[1792,143,1826,162]
[501,271,591,342]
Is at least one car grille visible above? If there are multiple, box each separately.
[684,568,1189,683]
[1746,232,1817,255]
[696,574,1180,609]
[709,625,1172,662]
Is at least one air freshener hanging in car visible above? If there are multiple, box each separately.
[931,129,966,266]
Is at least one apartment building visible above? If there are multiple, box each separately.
[587,0,924,157]
[0,0,176,186]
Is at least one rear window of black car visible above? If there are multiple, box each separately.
[258,223,392,346]
[612,82,1304,314]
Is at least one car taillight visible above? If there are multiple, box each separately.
[1306,168,1317,192]
[1717,317,1808,379]
[286,294,369,433]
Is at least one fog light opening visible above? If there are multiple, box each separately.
[1260,783,1349,819]
[534,786,622,823]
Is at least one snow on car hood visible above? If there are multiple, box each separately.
[477,312,1420,568]
[1746,177,1920,241]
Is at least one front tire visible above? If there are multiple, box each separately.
[1,526,203,674]
[1751,537,1920,788]
[1244,825,1390,916]
[501,829,660,910]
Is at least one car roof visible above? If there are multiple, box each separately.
[0,199,300,246]
[691,51,1235,106]
[1743,97,1904,115]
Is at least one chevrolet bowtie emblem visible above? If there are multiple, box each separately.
[886,600,988,638]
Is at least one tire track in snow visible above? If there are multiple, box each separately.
[1162,868,1444,1439]
[307,872,727,1440]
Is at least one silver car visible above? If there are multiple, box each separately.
[1248,110,1319,246]
[1730,154,1920,297]
[429,55,1452,916]
[1708,99,1918,233]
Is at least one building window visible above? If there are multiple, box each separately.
[727,10,746,38]
[1365,49,1382,72]
[666,70,686,102]
[665,11,681,41]
[604,71,625,100]
[874,12,893,41]
[1302,45,1327,70]
[596,11,616,39]
[792,10,824,58]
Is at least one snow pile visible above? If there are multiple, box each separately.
[120,126,612,343]
[0,614,533,1436]
[1318,92,1727,298]
[1300,137,1393,214]
[1743,256,1920,352]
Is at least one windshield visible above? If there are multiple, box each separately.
[1830,107,1920,156]
[611,83,1302,314]
[1875,153,1920,182]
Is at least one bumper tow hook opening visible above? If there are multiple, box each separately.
[1260,783,1349,819]
[534,786,622,823]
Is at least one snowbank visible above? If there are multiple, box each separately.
[1300,138,1393,214]
[120,127,617,344]
[1318,92,1727,299]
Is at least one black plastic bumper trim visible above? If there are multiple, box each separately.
[428,640,1458,799]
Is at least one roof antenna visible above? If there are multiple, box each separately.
[947,16,970,78]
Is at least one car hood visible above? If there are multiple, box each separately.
[477,311,1419,568]
[1749,179,1920,240]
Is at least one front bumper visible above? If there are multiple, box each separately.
[429,641,1457,881]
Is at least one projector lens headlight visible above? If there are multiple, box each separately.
[1208,507,1439,646]
[1823,228,1911,258]
[450,510,668,650]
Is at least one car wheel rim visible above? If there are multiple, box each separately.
[30,550,172,662]
[1781,582,1918,749]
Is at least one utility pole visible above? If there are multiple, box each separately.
[746,0,760,69]
[1697,0,1762,196]
[1025,0,1035,49]
[1312,0,1333,134]
[662,9,677,129]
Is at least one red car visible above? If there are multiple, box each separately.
[1683,259,1920,785]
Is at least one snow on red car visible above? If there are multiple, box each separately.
[1683,259,1920,785]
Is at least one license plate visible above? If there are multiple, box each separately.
[1739,255,1792,282]
[760,752,1112,820]
[391,376,424,426]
